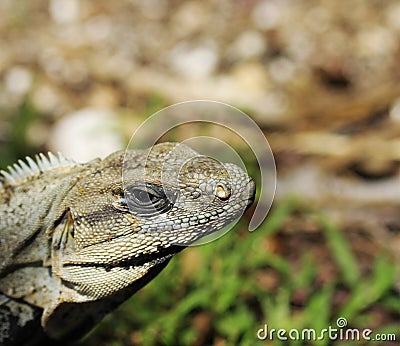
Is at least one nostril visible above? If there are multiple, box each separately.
[215,183,231,200]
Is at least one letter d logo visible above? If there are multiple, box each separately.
[257,324,268,340]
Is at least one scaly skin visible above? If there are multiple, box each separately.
[0,142,255,345]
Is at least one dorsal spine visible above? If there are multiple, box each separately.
[1,152,76,186]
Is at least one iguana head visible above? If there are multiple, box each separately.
[45,142,255,339]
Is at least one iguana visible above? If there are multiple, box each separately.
[0,142,255,345]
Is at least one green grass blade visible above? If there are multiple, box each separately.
[320,218,360,287]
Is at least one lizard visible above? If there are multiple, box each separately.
[0,142,255,345]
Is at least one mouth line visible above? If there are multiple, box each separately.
[64,245,181,270]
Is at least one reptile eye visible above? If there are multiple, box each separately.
[128,187,161,207]
[131,189,156,204]
[113,183,177,217]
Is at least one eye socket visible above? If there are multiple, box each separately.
[128,186,165,209]
[114,183,176,216]
[130,188,157,204]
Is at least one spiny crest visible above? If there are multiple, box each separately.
[0,152,75,186]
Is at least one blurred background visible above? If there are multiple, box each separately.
[1,0,400,345]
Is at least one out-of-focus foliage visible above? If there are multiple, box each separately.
[1,1,400,345]
[81,200,399,346]
[0,99,41,167]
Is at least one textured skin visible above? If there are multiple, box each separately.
[0,142,255,345]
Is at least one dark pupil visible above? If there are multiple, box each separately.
[121,183,176,217]
[134,189,153,203]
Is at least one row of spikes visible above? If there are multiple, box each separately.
[1,152,75,185]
